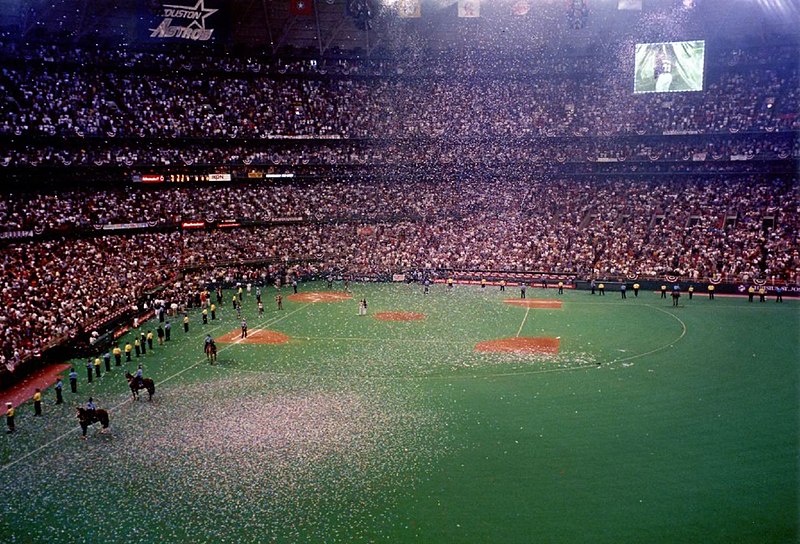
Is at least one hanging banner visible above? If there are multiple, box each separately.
[290,0,314,16]
[458,0,480,18]
[511,1,530,16]
[618,0,642,9]
[398,0,421,17]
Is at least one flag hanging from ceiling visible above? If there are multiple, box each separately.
[290,0,314,16]
[458,0,480,18]
[512,0,530,16]
[398,0,421,18]
[618,0,642,10]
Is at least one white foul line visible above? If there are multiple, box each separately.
[516,307,530,337]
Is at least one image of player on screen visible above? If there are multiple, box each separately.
[634,41,705,93]
[654,46,674,91]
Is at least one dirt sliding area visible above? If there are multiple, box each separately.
[216,329,291,345]
[472,298,565,354]
[475,337,560,354]
[287,291,352,303]
[373,312,426,322]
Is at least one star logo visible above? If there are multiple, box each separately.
[162,0,218,29]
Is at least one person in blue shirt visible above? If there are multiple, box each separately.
[86,397,97,418]
[55,378,64,404]
[69,368,78,393]
[103,352,112,372]
[134,365,144,388]
[86,359,93,383]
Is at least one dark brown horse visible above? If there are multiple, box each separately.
[205,340,217,363]
[76,407,110,438]
[125,371,156,401]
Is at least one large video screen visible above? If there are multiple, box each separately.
[634,40,705,93]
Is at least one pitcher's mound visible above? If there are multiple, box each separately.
[475,337,560,354]
[287,291,352,303]
[374,312,426,322]
[216,329,291,345]
[504,299,563,309]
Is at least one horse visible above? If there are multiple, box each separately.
[76,407,110,438]
[124,371,156,401]
[205,341,217,363]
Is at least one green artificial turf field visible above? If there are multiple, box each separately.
[1,282,798,543]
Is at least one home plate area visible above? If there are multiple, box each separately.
[216,329,291,345]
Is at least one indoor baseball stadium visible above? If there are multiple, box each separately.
[0,0,797,542]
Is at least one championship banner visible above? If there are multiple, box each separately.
[458,0,480,18]
[397,0,421,18]
[143,0,227,43]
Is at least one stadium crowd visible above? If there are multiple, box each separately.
[0,41,796,373]
[1,132,796,168]
[0,44,797,141]
[1,172,797,370]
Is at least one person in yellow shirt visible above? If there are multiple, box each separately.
[6,402,15,433]
[688,286,694,300]
[598,283,605,296]
[125,342,133,361]
[557,281,564,295]
[94,357,102,378]
[210,303,217,320]
[146,330,154,350]
[113,345,122,366]
[33,388,42,416]
[633,283,640,297]
[202,308,208,324]
[481,278,487,289]
[747,285,755,302]
[447,278,454,289]
[708,284,715,300]
[499,279,506,292]
[758,286,766,302]
[183,314,190,333]
[134,337,141,357]
[660,285,667,299]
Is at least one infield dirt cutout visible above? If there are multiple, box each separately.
[287,291,352,303]
[373,312,427,322]
[216,329,291,345]
[475,337,560,354]
[504,299,563,309]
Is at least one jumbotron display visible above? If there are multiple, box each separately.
[633,40,705,93]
